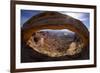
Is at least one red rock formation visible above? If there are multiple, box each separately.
[22,11,89,57]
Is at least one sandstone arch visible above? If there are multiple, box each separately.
[22,11,89,48]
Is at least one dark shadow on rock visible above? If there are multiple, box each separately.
[21,42,89,63]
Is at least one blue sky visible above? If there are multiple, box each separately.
[21,10,90,30]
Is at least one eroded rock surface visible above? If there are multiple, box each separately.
[21,11,89,61]
[27,29,83,57]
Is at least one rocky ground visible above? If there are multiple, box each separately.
[21,29,89,62]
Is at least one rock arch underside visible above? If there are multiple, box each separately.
[21,11,89,58]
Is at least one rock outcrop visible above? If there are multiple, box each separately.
[21,11,89,58]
